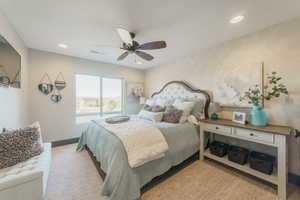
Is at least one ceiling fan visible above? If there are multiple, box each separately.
[116,28,167,62]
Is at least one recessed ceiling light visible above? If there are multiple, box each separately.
[58,43,68,48]
[136,60,143,65]
[230,15,244,24]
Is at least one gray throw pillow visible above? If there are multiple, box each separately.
[143,104,153,112]
[0,127,43,169]
[163,105,183,123]
[143,105,166,113]
[151,105,166,112]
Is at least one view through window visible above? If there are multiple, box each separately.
[102,77,122,113]
[76,74,123,123]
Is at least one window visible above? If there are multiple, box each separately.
[102,78,123,113]
[76,74,124,123]
[76,75,101,114]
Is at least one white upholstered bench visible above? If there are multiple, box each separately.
[0,143,52,200]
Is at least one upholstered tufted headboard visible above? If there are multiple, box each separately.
[151,81,211,119]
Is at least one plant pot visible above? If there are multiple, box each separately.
[250,106,267,127]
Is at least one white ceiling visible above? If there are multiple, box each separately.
[1,0,300,69]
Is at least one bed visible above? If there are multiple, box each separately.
[77,81,210,200]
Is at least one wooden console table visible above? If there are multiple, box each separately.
[199,119,292,200]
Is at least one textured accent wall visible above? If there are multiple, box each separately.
[145,18,300,175]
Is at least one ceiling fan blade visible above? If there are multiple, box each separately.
[135,51,154,61]
[137,41,167,50]
[117,28,133,46]
[117,51,129,61]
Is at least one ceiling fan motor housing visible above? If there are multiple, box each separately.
[130,32,135,39]
[122,40,140,51]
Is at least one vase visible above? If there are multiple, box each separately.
[250,106,267,126]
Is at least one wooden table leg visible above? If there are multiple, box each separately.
[277,134,287,200]
[200,122,205,161]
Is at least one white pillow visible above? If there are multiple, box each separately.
[29,121,44,147]
[145,99,155,106]
[188,115,199,125]
[173,99,195,123]
[138,110,163,122]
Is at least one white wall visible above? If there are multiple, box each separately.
[0,11,28,130]
[145,18,300,175]
[28,49,145,142]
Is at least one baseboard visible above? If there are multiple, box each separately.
[51,137,79,147]
[288,173,300,186]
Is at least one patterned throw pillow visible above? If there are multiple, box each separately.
[29,121,44,148]
[173,99,195,123]
[0,127,43,169]
[162,105,183,123]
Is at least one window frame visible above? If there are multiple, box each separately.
[75,73,125,117]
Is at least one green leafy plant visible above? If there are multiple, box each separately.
[240,72,288,106]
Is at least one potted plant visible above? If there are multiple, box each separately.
[240,72,288,126]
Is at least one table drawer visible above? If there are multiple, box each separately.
[205,123,232,134]
[234,128,274,144]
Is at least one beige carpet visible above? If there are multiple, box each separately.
[46,144,300,200]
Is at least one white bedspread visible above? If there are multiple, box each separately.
[96,119,169,168]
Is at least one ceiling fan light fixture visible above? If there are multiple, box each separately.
[230,15,244,24]
[136,60,143,65]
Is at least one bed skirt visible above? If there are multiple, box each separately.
[84,145,199,193]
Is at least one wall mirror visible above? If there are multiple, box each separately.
[0,34,21,88]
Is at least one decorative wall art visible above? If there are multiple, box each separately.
[0,34,22,89]
[127,82,144,98]
[38,73,54,95]
[51,89,62,103]
[38,72,66,103]
[213,62,263,108]
[126,82,144,114]
[54,72,66,90]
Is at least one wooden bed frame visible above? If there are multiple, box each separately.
[85,80,211,193]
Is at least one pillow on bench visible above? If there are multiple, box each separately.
[0,127,43,169]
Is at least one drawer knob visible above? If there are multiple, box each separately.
[250,133,254,136]
[216,127,219,130]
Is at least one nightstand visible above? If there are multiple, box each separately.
[199,119,292,200]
